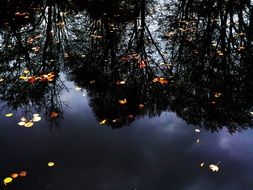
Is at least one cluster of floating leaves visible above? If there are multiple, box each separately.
[18,114,41,128]
[3,170,27,186]
[153,77,169,85]
[19,71,55,84]
[120,53,149,68]
[15,11,30,18]
[3,161,55,186]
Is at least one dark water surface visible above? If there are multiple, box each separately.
[1,0,253,189]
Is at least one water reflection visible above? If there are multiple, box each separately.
[162,0,253,132]
[0,0,253,132]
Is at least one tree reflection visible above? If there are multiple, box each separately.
[1,0,253,132]
[65,0,172,128]
[0,0,70,128]
[162,0,253,132]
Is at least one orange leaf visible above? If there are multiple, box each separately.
[50,111,59,118]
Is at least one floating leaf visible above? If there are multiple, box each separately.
[23,70,29,74]
[19,76,28,80]
[50,111,58,118]
[209,164,219,172]
[153,77,168,85]
[119,99,127,105]
[3,177,12,186]
[32,116,41,122]
[24,121,34,128]
[11,173,18,179]
[48,162,55,167]
[139,60,146,68]
[33,114,39,117]
[116,80,126,85]
[28,76,36,84]
[75,87,82,91]
[195,129,200,133]
[214,92,222,98]
[32,114,41,122]
[196,139,200,143]
[200,162,205,167]
[19,171,27,177]
[5,113,13,117]
[18,121,26,126]
[99,119,107,125]
[139,104,144,109]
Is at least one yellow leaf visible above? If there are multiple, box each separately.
[3,177,12,186]
[32,115,41,122]
[48,162,55,167]
[19,76,28,80]
[24,121,34,128]
[99,119,107,125]
[18,121,26,126]
[5,113,13,117]
[119,99,127,105]
[23,70,29,74]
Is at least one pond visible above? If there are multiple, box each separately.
[1,0,253,189]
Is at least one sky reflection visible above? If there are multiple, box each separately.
[1,80,253,189]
